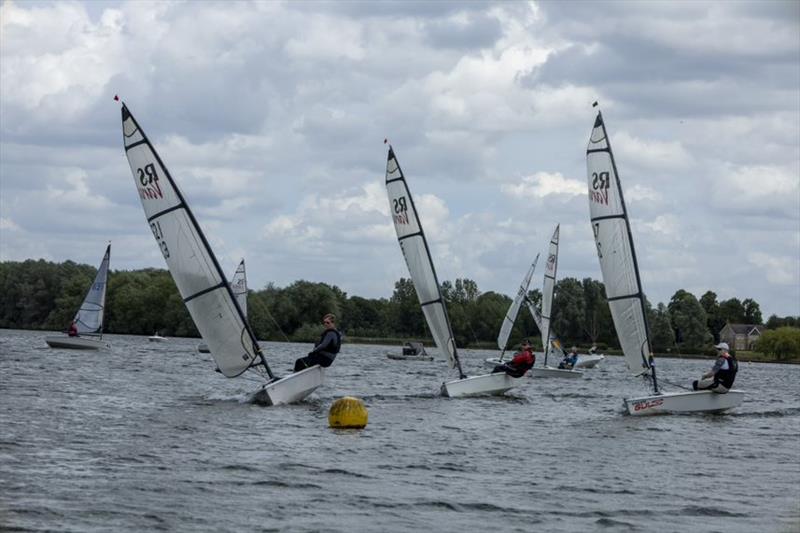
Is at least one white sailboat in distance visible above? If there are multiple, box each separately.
[385,144,517,397]
[45,244,111,350]
[530,225,583,379]
[484,254,539,368]
[120,100,322,405]
[198,258,247,354]
[586,108,744,415]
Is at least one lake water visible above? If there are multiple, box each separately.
[1,328,799,532]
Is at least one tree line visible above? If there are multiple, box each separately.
[1,259,797,357]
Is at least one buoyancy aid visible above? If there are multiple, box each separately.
[716,353,738,388]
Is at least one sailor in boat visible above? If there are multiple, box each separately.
[68,320,78,337]
[294,313,342,372]
[558,347,579,369]
[692,342,738,393]
[492,340,535,378]
[589,345,597,355]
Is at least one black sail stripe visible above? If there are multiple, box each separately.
[591,214,626,223]
[398,231,422,241]
[125,139,148,152]
[183,281,227,303]
[420,298,443,307]
[587,148,610,154]
[147,203,186,223]
[607,293,642,302]
[386,177,404,184]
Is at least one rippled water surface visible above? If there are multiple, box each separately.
[1,329,799,532]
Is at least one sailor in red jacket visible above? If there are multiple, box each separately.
[493,340,536,378]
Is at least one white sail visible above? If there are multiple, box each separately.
[540,225,560,363]
[586,112,652,377]
[231,259,247,317]
[385,145,461,374]
[121,103,267,379]
[498,254,539,352]
[74,244,110,336]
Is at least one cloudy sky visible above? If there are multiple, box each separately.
[1,0,798,318]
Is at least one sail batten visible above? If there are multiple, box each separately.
[385,146,463,377]
[586,111,653,379]
[121,103,267,379]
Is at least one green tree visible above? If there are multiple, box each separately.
[668,290,710,351]
[552,277,586,344]
[649,303,675,352]
[699,290,726,342]
[742,298,763,324]
[755,327,800,360]
[719,297,746,324]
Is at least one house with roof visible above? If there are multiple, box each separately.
[718,322,764,351]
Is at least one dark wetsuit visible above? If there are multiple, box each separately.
[294,329,341,372]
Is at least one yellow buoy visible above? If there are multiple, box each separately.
[328,396,368,429]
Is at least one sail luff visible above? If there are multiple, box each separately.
[121,103,271,379]
[541,224,560,366]
[385,145,464,378]
[497,253,539,352]
[587,110,654,383]
[73,244,110,336]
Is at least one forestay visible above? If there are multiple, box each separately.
[586,112,652,378]
[498,254,539,352]
[540,225,560,363]
[121,103,267,379]
[385,145,463,377]
[74,244,110,336]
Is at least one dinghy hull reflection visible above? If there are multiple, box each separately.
[45,336,110,350]
[530,366,583,379]
[625,390,745,416]
[441,372,516,398]
[255,365,324,406]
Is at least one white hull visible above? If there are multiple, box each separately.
[255,365,325,406]
[197,343,209,353]
[387,353,433,361]
[148,335,167,342]
[625,389,745,416]
[483,357,503,367]
[441,372,516,398]
[530,366,583,379]
[45,335,110,350]
[575,354,605,369]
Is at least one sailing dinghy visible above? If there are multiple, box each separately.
[198,258,247,354]
[45,244,111,350]
[530,225,583,379]
[148,332,167,342]
[387,341,434,361]
[483,254,539,368]
[120,101,321,406]
[385,145,516,397]
[586,110,744,415]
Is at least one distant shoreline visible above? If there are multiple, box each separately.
[5,327,797,364]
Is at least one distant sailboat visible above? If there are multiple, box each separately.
[198,259,247,354]
[120,101,322,405]
[483,254,539,367]
[530,225,583,379]
[586,109,744,414]
[385,144,517,397]
[45,244,111,350]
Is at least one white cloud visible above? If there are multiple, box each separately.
[501,171,584,199]
[747,252,799,285]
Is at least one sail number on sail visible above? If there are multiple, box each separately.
[150,221,170,259]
